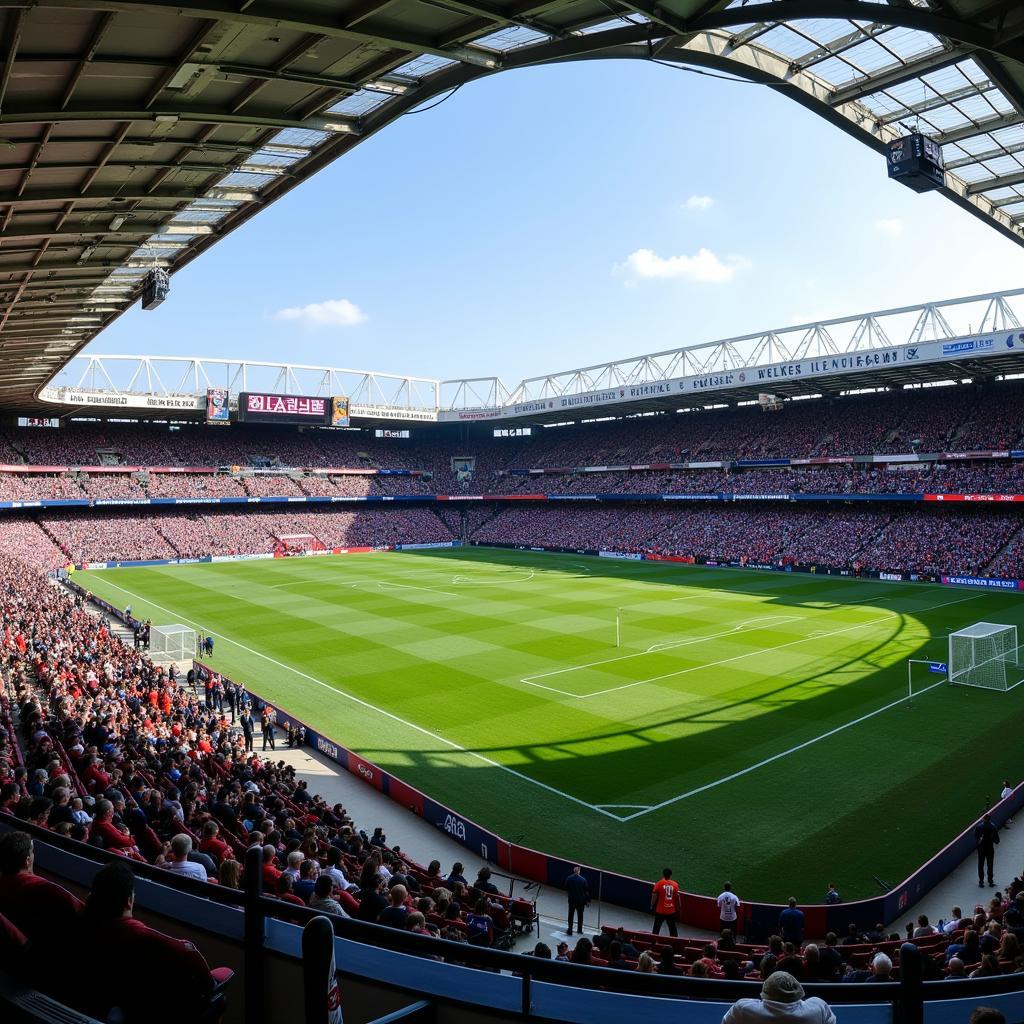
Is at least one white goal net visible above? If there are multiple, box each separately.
[949,623,1022,691]
[149,624,196,663]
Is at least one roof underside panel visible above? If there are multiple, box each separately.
[0,0,1023,409]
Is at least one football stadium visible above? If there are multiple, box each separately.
[8,2,1024,1024]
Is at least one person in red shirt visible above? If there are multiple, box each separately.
[0,831,83,950]
[89,798,142,857]
[73,860,232,1024]
[198,819,231,865]
[650,867,681,937]
[261,843,282,888]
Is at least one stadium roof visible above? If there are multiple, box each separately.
[1,0,1024,408]
[39,287,1024,423]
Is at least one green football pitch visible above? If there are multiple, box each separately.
[80,547,1024,902]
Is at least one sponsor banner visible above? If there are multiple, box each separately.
[940,451,1010,460]
[880,572,906,582]
[646,553,696,564]
[925,493,1024,502]
[735,459,790,468]
[393,542,460,551]
[435,495,485,502]
[661,493,722,501]
[941,574,1021,590]
[349,404,436,422]
[732,493,793,501]
[210,553,276,563]
[449,408,504,421]
[598,550,644,561]
[38,385,205,411]
[438,330,1024,422]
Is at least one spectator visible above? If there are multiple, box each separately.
[310,875,348,917]
[779,897,805,945]
[378,883,409,929]
[0,830,82,952]
[722,971,836,1024]
[651,867,681,937]
[72,861,230,1024]
[717,881,741,936]
[165,834,208,882]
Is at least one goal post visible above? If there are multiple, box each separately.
[276,533,325,553]
[948,623,1023,692]
[149,624,197,663]
[907,658,949,698]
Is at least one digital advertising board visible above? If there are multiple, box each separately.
[237,392,330,424]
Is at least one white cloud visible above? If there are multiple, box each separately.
[684,195,715,212]
[274,298,367,328]
[875,218,904,238]
[620,247,747,284]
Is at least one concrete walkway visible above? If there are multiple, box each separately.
[901,815,1024,930]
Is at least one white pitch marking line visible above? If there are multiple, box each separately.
[617,678,949,822]
[573,592,985,700]
[645,615,801,654]
[378,580,459,598]
[84,576,620,821]
[523,614,806,684]
[451,571,535,585]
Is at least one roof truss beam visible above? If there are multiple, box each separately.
[829,46,968,106]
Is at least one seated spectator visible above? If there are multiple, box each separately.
[606,940,633,970]
[89,798,140,855]
[406,911,431,936]
[218,859,242,890]
[164,833,208,882]
[378,883,409,929]
[261,844,282,888]
[474,866,499,895]
[198,820,231,865]
[310,874,348,917]
[275,874,306,907]
[971,954,1002,978]
[722,971,836,1024]
[913,915,937,938]
[0,831,82,952]
[72,861,231,1024]
[570,936,593,965]
[465,897,494,947]
[946,957,967,979]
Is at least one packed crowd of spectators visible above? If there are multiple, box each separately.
[4,460,1024,504]
[0,554,534,971]
[0,499,1020,577]
[471,505,1024,578]
[5,379,1024,479]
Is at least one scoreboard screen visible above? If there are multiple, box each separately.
[238,392,330,424]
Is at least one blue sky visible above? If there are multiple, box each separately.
[86,58,1024,388]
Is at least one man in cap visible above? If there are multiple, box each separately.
[722,971,836,1024]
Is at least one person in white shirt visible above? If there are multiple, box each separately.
[717,881,741,937]
[722,971,836,1024]
[164,834,208,883]
[1001,780,1015,826]
[942,907,964,934]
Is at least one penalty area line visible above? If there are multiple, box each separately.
[83,576,621,822]
[617,677,947,822]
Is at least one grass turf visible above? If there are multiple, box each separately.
[80,547,1024,902]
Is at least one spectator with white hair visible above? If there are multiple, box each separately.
[164,834,207,882]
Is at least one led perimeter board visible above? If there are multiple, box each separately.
[237,392,331,425]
